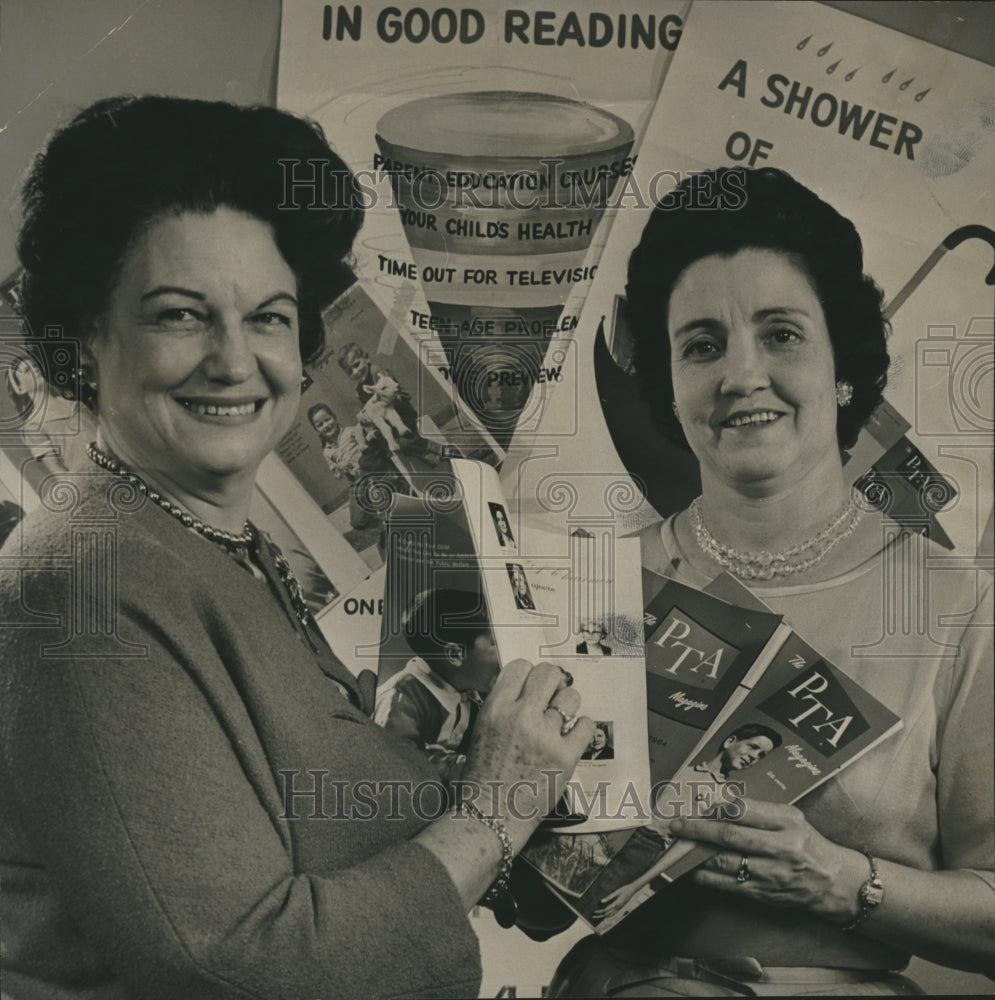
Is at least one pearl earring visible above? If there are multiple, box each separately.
[836,380,853,407]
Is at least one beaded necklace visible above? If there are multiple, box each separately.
[86,442,313,628]
[688,494,862,581]
[86,442,252,549]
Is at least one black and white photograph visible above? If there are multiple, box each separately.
[488,500,516,548]
[506,561,537,611]
[580,721,616,761]
[1,2,992,997]
[576,619,612,656]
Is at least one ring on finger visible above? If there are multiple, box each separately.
[735,855,751,883]
[546,704,579,735]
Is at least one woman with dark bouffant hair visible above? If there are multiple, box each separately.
[548,168,993,996]
[624,167,890,456]
[0,96,594,1000]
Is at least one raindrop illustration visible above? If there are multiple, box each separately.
[882,69,895,83]
[826,59,840,75]
[915,88,931,102]
[900,78,914,91]
[797,35,811,50]
[817,42,833,56]
[845,67,860,82]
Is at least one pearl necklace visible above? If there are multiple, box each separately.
[688,494,862,581]
[86,442,253,549]
[85,442,313,629]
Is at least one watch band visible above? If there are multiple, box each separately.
[841,849,884,932]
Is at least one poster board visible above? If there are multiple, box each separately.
[0,2,992,996]
[510,0,994,563]
[277,0,689,445]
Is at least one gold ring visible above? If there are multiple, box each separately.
[547,704,578,735]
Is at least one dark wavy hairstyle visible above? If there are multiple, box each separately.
[625,167,889,451]
[306,402,336,426]
[16,95,364,408]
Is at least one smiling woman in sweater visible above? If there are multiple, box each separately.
[0,95,593,1000]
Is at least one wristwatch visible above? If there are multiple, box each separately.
[841,850,884,932]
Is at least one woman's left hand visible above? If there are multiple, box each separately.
[670,797,863,925]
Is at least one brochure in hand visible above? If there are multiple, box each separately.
[373,457,650,832]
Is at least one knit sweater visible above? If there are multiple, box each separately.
[0,471,481,1000]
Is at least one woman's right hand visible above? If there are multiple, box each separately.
[415,660,592,912]
[460,660,594,851]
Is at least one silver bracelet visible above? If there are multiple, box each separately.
[454,801,517,927]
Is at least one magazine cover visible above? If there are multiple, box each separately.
[272,282,500,570]
[527,616,902,933]
[589,629,904,933]
[654,629,904,884]
[641,575,789,783]
[0,281,98,500]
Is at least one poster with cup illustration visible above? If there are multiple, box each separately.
[277,6,993,996]
[277,0,689,446]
